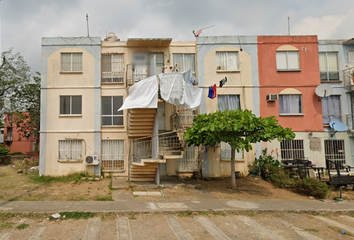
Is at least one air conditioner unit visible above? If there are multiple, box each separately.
[266,94,278,102]
[85,155,99,165]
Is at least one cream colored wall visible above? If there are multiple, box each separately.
[45,48,98,176]
[203,46,255,177]
[45,132,95,176]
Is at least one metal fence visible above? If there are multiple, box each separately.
[324,139,346,166]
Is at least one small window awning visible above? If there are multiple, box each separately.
[343,38,354,45]
[127,38,172,47]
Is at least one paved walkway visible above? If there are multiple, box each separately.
[0,199,354,214]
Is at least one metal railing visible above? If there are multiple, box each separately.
[126,64,165,86]
[130,130,185,163]
[343,67,354,91]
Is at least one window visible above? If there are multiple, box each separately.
[150,53,164,75]
[319,52,339,81]
[102,53,124,82]
[348,50,354,65]
[173,54,196,76]
[325,140,345,166]
[101,140,124,171]
[60,96,82,115]
[102,96,124,126]
[322,95,341,124]
[216,52,238,71]
[276,51,300,71]
[280,140,305,160]
[58,140,83,161]
[279,94,302,114]
[218,95,240,111]
[221,142,244,160]
[61,53,83,72]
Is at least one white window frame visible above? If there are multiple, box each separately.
[60,53,83,72]
[216,51,239,71]
[279,94,302,115]
[58,140,83,161]
[101,53,124,83]
[218,95,241,111]
[319,52,339,81]
[101,139,125,171]
[280,140,305,160]
[276,51,300,71]
[101,96,124,127]
[172,53,196,76]
[59,96,82,115]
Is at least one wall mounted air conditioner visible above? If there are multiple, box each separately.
[85,155,99,165]
[266,94,278,102]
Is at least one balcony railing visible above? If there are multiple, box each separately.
[320,70,340,82]
[126,64,165,86]
[343,67,354,91]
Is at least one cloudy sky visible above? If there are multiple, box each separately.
[1,0,353,72]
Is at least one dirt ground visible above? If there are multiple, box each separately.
[1,159,354,202]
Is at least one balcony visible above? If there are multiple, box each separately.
[343,67,354,91]
[126,63,165,86]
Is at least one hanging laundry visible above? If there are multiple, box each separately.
[208,86,214,99]
[219,77,227,87]
[212,84,217,99]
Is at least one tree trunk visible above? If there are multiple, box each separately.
[230,147,236,190]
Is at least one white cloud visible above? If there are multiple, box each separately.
[292,15,348,39]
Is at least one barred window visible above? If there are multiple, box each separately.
[280,140,305,160]
[101,140,124,171]
[61,53,83,72]
[58,140,83,160]
[324,140,345,166]
[102,53,124,82]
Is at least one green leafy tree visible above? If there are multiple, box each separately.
[184,109,295,189]
[0,48,31,113]
[10,72,40,151]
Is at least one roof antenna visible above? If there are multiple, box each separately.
[86,13,90,37]
[193,25,215,37]
[287,16,291,35]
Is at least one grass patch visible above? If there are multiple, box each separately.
[212,212,228,217]
[94,195,113,201]
[176,211,194,218]
[128,214,137,220]
[16,223,29,230]
[108,181,114,191]
[7,196,21,201]
[10,152,25,155]
[60,212,95,220]
[305,228,319,233]
[0,222,13,230]
[29,172,90,185]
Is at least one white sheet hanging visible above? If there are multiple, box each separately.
[159,71,202,111]
[118,76,158,111]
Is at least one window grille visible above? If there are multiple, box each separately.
[102,53,124,82]
[216,52,238,71]
[276,51,300,70]
[61,53,83,72]
[280,140,305,160]
[58,140,83,160]
[324,140,345,166]
[102,96,124,126]
[101,140,124,171]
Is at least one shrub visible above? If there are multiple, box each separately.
[254,148,281,180]
[294,177,330,199]
[0,145,10,165]
[270,171,296,188]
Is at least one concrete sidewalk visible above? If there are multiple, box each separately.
[0,199,354,214]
